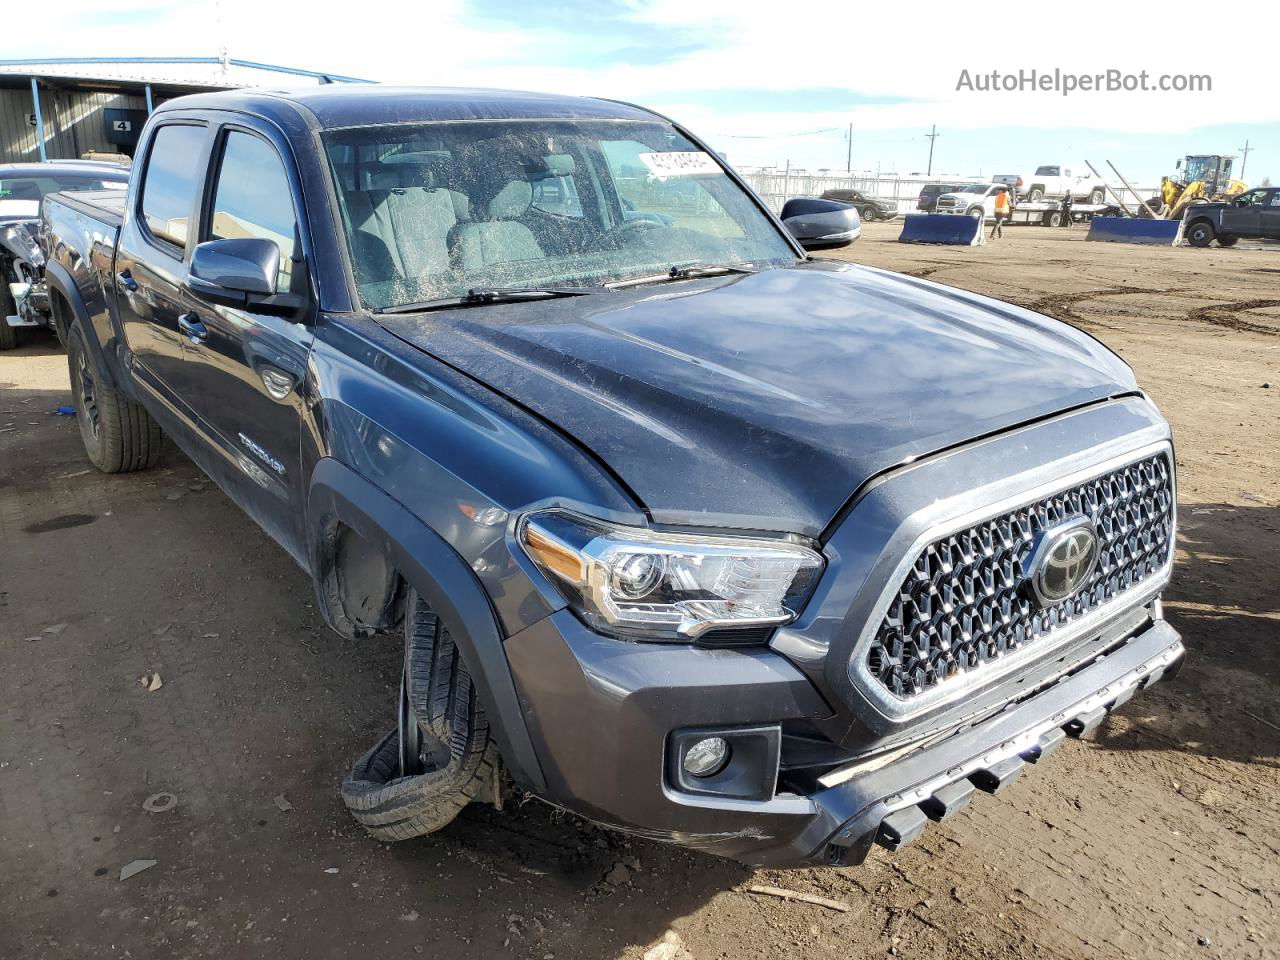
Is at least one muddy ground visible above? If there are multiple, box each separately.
[1,221,1277,960]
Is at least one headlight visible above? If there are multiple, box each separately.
[519,511,824,642]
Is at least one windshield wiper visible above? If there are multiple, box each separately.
[605,263,758,290]
[376,286,598,315]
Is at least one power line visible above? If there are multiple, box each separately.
[714,126,844,140]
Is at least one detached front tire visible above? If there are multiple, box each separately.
[342,590,500,841]
[67,330,162,472]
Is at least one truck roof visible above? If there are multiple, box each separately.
[153,85,660,130]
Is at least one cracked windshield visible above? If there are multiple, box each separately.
[323,119,797,310]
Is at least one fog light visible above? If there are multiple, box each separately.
[683,737,730,777]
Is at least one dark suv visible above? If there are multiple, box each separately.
[916,183,964,213]
[42,86,1183,868]
[820,188,897,221]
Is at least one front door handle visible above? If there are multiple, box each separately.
[116,270,138,293]
[177,312,209,345]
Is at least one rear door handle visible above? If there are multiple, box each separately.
[116,270,138,292]
[177,312,209,344]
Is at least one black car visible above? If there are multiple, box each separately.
[0,160,130,349]
[916,182,964,213]
[43,85,1183,869]
[1184,187,1280,247]
[820,188,897,221]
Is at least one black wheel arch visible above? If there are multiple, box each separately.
[44,261,118,388]
[306,456,548,794]
[1186,217,1216,238]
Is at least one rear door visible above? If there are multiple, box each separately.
[177,121,314,560]
[1260,189,1280,239]
[114,120,212,420]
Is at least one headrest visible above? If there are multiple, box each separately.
[486,180,532,220]
[365,163,432,191]
[527,154,576,180]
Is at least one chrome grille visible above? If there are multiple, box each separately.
[865,453,1174,700]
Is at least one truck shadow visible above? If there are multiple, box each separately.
[1093,501,1280,768]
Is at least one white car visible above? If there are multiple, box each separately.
[934,183,1011,221]
[995,165,1106,204]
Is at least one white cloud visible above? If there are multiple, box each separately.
[6,0,1273,137]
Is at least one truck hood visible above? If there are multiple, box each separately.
[383,261,1137,537]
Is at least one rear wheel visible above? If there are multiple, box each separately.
[1186,220,1215,248]
[1045,211,1064,227]
[67,330,163,472]
[1027,186,1045,202]
[341,591,500,841]
[1089,188,1105,205]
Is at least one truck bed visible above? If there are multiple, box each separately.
[46,189,126,229]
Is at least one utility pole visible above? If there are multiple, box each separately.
[925,124,940,177]
[846,122,853,173]
[1238,139,1253,183]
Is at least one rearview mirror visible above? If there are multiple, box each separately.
[779,197,861,250]
[186,237,304,315]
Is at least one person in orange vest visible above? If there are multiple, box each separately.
[991,186,1012,239]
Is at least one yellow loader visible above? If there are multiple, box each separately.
[1156,155,1247,219]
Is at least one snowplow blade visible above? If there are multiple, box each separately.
[1086,217,1181,245]
[898,214,982,246]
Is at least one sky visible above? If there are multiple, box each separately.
[5,0,1278,187]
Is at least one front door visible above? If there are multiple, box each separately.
[178,123,313,561]
[1220,189,1265,237]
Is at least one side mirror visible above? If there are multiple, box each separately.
[186,237,304,314]
[779,197,861,250]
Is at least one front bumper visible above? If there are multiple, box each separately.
[504,607,1183,867]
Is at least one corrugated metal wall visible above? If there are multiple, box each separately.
[1,88,146,163]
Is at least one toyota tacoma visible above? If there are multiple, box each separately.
[41,86,1183,867]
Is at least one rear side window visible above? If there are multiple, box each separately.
[208,131,298,292]
[141,124,206,249]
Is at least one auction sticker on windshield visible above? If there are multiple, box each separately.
[639,151,721,179]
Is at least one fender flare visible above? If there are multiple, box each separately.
[307,457,547,793]
[44,260,117,388]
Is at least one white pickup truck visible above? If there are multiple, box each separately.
[996,165,1106,204]
[933,183,1012,221]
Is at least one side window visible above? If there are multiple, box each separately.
[208,130,298,293]
[600,139,744,238]
[1269,191,1280,207]
[141,124,207,249]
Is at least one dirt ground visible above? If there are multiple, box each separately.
[1,221,1277,960]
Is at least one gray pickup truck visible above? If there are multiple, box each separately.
[40,85,1183,868]
[1184,186,1280,247]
